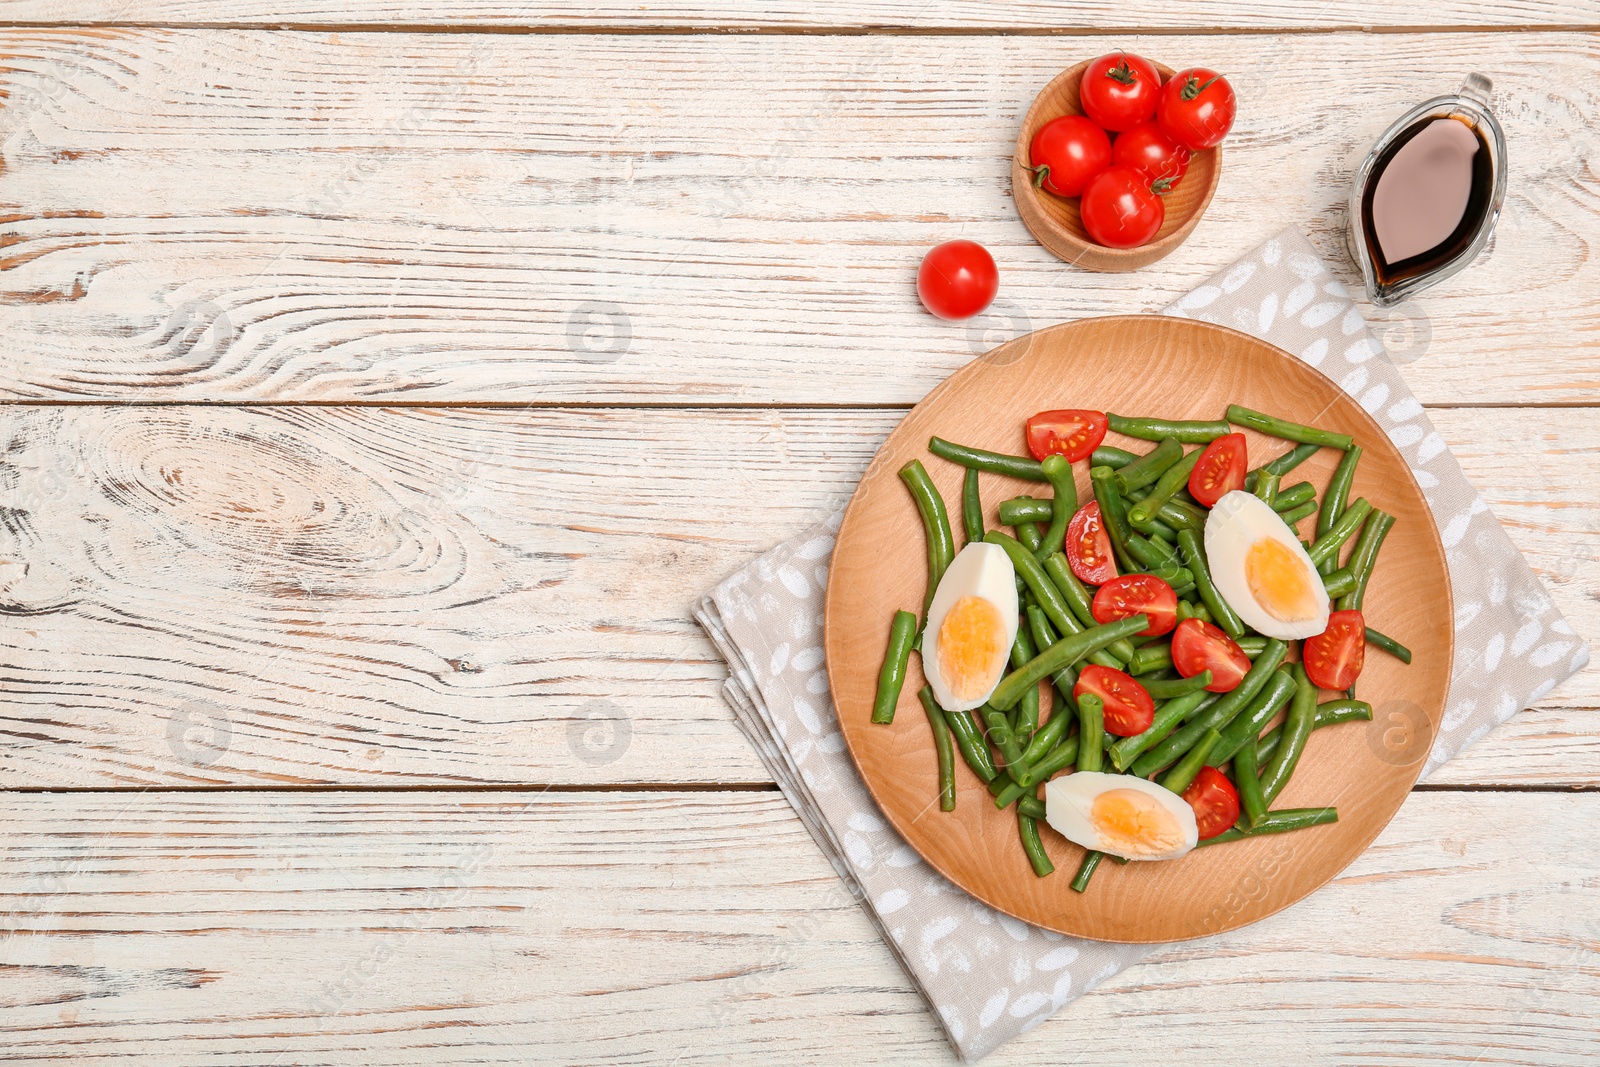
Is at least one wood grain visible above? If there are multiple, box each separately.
[0,403,1589,788]
[1,789,1596,1065]
[0,31,1596,404]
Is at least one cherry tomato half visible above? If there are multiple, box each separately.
[1156,68,1236,151]
[1066,501,1118,586]
[1110,120,1191,191]
[1091,573,1178,637]
[1028,115,1112,198]
[1074,664,1155,736]
[1188,432,1248,507]
[1080,165,1165,250]
[1304,609,1366,690]
[1079,51,1163,133]
[1026,409,1107,463]
[916,239,998,321]
[1170,618,1251,692]
[1182,765,1241,840]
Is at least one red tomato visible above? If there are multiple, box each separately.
[1026,409,1107,463]
[1078,52,1163,133]
[1074,664,1155,736]
[1079,165,1165,249]
[1066,501,1118,586]
[1170,618,1251,692]
[1091,574,1177,637]
[1028,115,1112,198]
[1156,68,1236,150]
[1182,765,1241,840]
[1188,432,1248,507]
[1304,609,1367,690]
[1110,120,1191,190]
[916,240,998,321]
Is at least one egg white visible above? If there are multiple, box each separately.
[1204,490,1331,641]
[1045,771,1198,861]
[920,542,1018,712]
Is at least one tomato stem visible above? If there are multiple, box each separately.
[1105,56,1137,86]
[1150,175,1176,195]
[1028,162,1051,191]
[1180,74,1221,101]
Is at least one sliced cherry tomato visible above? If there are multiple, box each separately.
[1304,609,1367,690]
[1091,573,1178,637]
[1026,409,1107,463]
[1156,68,1237,151]
[1182,765,1241,840]
[1170,617,1251,692]
[1027,115,1112,198]
[1065,501,1118,586]
[916,239,998,321]
[1110,120,1191,190]
[1079,165,1166,250]
[1188,432,1248,507]
[1074,664,1155,737]
[1078,51,1163,133]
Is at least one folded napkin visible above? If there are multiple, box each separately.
[694,227,1588,1062]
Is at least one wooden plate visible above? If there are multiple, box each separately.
[825,315,1452,943]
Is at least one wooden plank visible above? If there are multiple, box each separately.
[5,0,1598,29]
[1,789,1596,1065]
[0,404,1590,787]
[0,30,1596,405]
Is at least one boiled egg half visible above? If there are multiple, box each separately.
[1045,772,1198,861]
[1204,490,1330,641]
[921,542,1018,712]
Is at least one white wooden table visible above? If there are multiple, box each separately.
[1,4,1596,1063]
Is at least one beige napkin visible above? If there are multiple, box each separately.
[694,227,1588,1062]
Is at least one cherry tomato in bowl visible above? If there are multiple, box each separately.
[1170,617,1251,692]
[1074,664,1155,736]
[1182,765,1241,840]
[1078,51,1163,133]
[1157,68,1236,150]
[916,240,999,321]
[1188,432,1248,507]
[1110,120,1191,190]
[1079,165,1166,249]
[1026,409,1107,463]
[1304,609,1367,690]
[1066,501,1118,586]
[1028,115,1112,198]
[1091,573,1178,636]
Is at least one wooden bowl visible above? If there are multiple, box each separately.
[825,314,1452,943]
[1012,60,1221,272]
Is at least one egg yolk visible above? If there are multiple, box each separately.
[937,596,1006,702]
[1245,537,1321,622]
[1090,789,1186,856]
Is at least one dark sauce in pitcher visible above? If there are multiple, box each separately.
[1359,115,1494,287]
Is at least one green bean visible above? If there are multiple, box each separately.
[961,467,984,546]
[1131,515,1180,543]
[928,436,1046,481]
[994,736,1078,807]
[1253,470,1279,506]
[1175,600,1213,626]
[1089,465,1139,573]
[1025,604,1079,705]
[1272,481,1317,513]
[918,686,957,811]
[1018,811,1055,876]
[1236,635,1269,656]
[1276,500,1318,529]
[1107,413,1231,443]
[1366,627,1412,664]
[1015,520,1043,554]
[1307,497,1373,569]
[945,707,999,784]
[1114,437,1184,495]
[998,496,1053,527]
[1127,448,1201,526]
[1126,531,1178,569]
[981,705,1028,774]
[1076,692,1105,772]
[1129,644,1173,676]
[1233,723,1268,828]
[1148,532,1178,559]
[1140,671,1213,700]
[1160,726,1220,794]
[1260,664,1316,805]
[1038,454,1078,559]
[1039,554,1130,669]
[1194,806,1338,847]
[1069,850,1104,892]
[1092,445,1139,469]
[1205,667,1297,767]
[1247,442,1322,489]
[1322,566,1356,599]
[1018,705,1073,776]
[1316,444,1363,543]
[1131,640,1287,778]
[1337,509,1395,611]
[1010,628,1041,744]
[899,459,955,618]
[985,531,1080,644]
[1175,528,1247,640]
[871,609,919,724]
[1158,499,1206,531]
[1017,794,1047,820]
[1225,405,1354,450]
[987,613,1150,711]
[1109,688,1215,771]
[1255,699,1373,765]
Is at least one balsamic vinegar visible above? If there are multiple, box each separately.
[1359,115,1494,287]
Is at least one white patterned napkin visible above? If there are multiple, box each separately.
[694,227,1588,1062]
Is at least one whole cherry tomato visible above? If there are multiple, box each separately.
[1157,68,1236,150]
[916,240,998,320]
[1028,115,1112,198]
[1078,52,1163,133]
[1110,120,1191,190]
[1182,765,1241,840]
[1304,609,1367,691]
[1079,165,1165,249]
